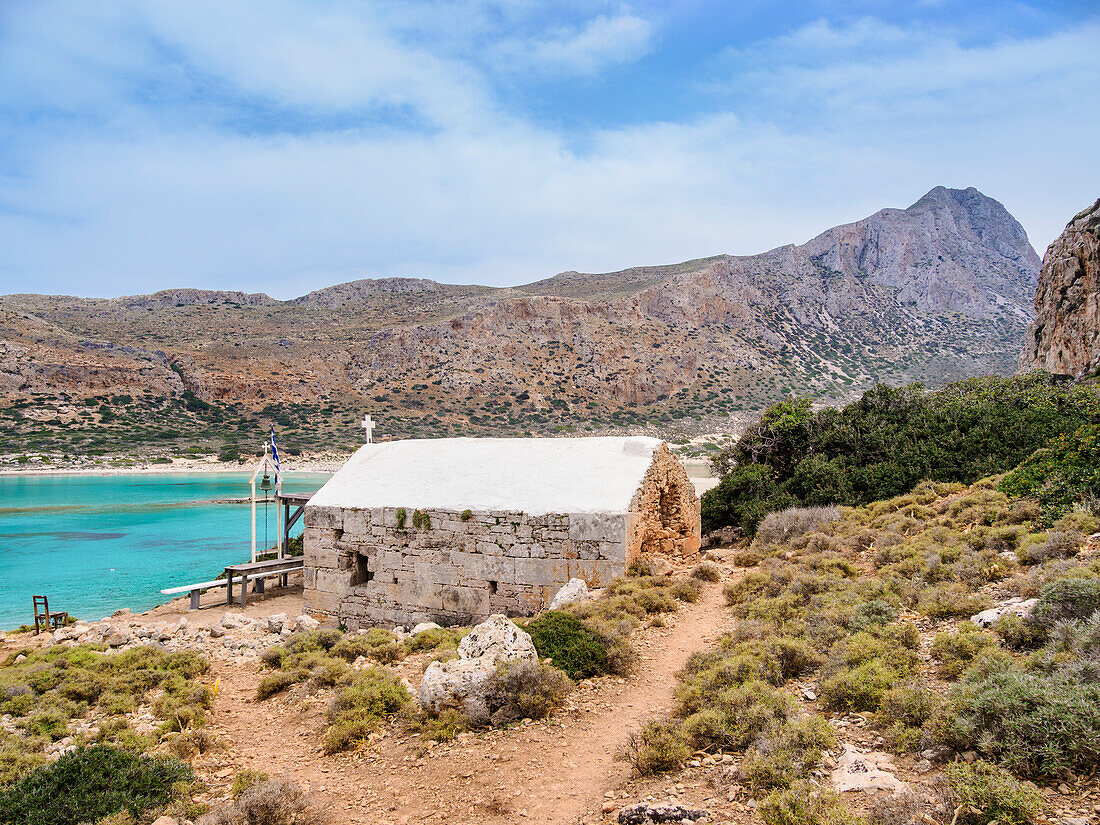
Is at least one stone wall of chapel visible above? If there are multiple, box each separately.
[303,506,628,628]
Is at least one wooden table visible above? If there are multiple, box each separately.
[224,557,304,608]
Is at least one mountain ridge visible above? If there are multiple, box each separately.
[0,186,1040,455]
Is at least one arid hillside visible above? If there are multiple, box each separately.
[0,186,1038,460]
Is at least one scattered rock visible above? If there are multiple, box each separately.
[209,624,226,638]
[221,612,248,629]
[294,614,320,633]
[971,597,1038,628]
[106,632,130,648]
[411,622,442,636]
[111,608,132,618]
[549,578,590,611]
[617,803,708,824]
[151,817,179,825]
[267,613,288,634]
[649,558,675,577]
[831,744,908,793]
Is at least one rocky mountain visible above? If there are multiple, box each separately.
[1020,197,1100,376]
[0,186,1040,457]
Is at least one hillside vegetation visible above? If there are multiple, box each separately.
[702,373,1100,534]
[635,479,1100,823]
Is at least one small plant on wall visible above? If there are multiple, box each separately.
[395,508,407,529]
[412,510,431,529]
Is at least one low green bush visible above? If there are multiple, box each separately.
[937,667,1100,777]
[1034,577,1100,626]
[485,660,572,726]
[944,760,1043,825]
[0,745,192,825]
[524,611,609,680]
[931,626,997,678]
[992,614,1047,650]
[622,719,688,775]
[331,629,403,665]
[691,562,722,582]
[820,659,899,713]
[323,667,410,754]
[740,715,836,792]
[875,682,941,752]
[679,680,795,750]
[758,780,861,825]
[916,583,991,619]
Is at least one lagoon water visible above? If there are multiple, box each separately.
[0,472,329,630]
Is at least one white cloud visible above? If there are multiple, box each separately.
[0,6,1097,299]
[491,12,654,77]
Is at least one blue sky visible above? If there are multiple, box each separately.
[1,1,1098,299]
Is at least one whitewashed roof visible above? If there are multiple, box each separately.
[308,436,663,515]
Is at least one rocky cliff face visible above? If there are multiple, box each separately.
[0,187,1040,440]
[1020,197,1100,376]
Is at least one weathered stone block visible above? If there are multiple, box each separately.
[305,505,344,531]
[569,512,624,542]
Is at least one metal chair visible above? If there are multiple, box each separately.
[33,595,68,635]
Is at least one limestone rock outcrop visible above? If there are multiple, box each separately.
[418,614,537,725]
[548,578,590,611]
[1021,197,1100,376]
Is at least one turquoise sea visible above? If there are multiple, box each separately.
[0,472,329,630]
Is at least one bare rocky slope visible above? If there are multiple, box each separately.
[1020,196,1100,376]
[0,186,1039,457]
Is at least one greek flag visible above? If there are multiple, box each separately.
[269,425,280,494]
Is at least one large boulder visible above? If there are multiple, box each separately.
[419,614,536,725]
[456,614,537,663]
[549,578,589,611]
[971,597,1038,628]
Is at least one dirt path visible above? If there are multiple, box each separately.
[201,581,736,825]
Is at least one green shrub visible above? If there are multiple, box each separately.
[992,614,1047,650]
[1034,577,1100,626]
[413,709,467,742]
[851,599,897,631]
[916,582,990,619]
[944,760,1043,825]
[256,671,300,700]
[820,659,899,713]
[937,668,1100,776]
[669,578,703,602]
[323,667,410,754]
[875,682,941,752]
[740,715,836,792]
[230,769,269,800]
[402,627,464,655]
[0,745,192,825]
[758,780,861,825]
[331,628,402,664]
[931,626,997,678]
[207,778,319,825]
[485,660,572,726]
[524,611,611,679]
[679,680,794,750]
[691,562,721,582]
[622,719,688,775]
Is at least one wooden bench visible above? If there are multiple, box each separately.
[161,558,303,610]
[224,558,304,608]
